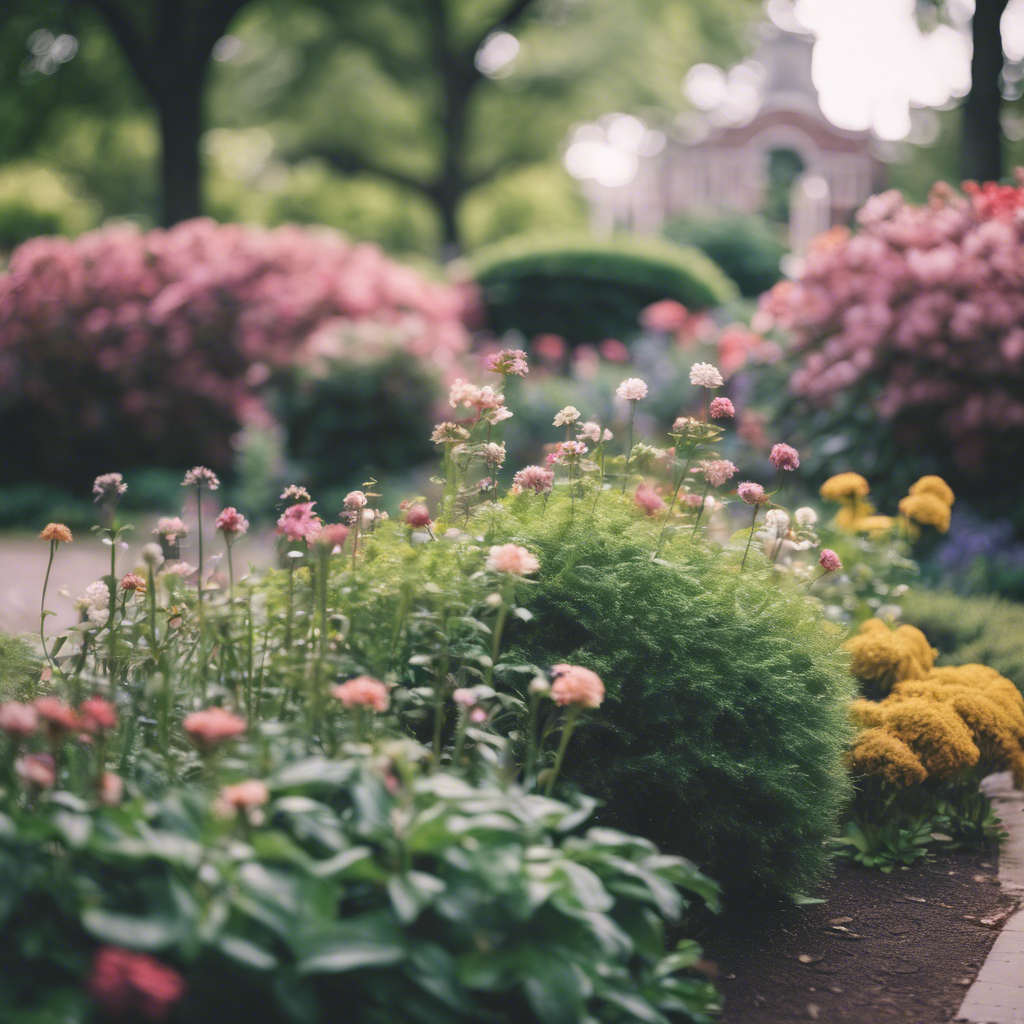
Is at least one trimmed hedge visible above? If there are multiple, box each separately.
[469,233,736,346]
[901,589,1024,694]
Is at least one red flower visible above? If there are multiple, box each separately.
[79,697,118,733]
[182,707,246,751]
[34,697,81,736]
[87,946,186,1021]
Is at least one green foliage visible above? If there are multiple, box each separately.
[662,212,786,298]
[0,634,37,702]
[1,753,721,1024]
[901,589,1024,693]
[0,161,100,250]
[835,813,936,873]
[470,233,737,345]
[479,495,855,902]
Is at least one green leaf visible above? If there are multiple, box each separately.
[81,909,181,950]
[296,912,406,974]
[51,810,92,849]
[387,872,445,925]
[309,846,386,883]
[522,956,586,1024]
[217,934,279,970]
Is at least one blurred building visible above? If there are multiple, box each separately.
[586,26,886,252]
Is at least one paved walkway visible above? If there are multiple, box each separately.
[0,526,273,638]
[956,772,1024,1024]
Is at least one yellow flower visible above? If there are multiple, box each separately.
[850,698,886,728]
[848,728,927,786]
[898,493,951,533]
[854,515,894,534]
[881,698,979,778]
[820,473,871,502]
[908,475,955,507]
[845,619,936,692]
[39,523,73,543]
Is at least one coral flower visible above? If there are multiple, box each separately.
[0,701,38,737]
[709,397,735,419]
[512,466,555,494]
[819,549,842,573]
[87,946,186,1022]
[551,664,605,709]
[34,696,81,735]
[404,504,432,528]
[39,523,73,543]
[79,696,117,733]
[309,523,349,551]
[182,707,246,751]
[120,573,146,594]
[615,377,649,401]
[16,752,55,789]
[768,443,800,471]
[331,676,390,712]
[486,544,540,576]
[217,779,270,813]
[634,484,666,516]
[215,507,249,537]
[98,771,124,806]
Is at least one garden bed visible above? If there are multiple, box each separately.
[702,849,1018,1024]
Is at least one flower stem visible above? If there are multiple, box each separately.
[740,505,760,570]
[621,402,636,493]
[39,540,57,677]
[545,706,581,796]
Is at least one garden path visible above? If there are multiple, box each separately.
[0,528,274,638]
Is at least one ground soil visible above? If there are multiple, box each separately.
[698,849,1019,1024]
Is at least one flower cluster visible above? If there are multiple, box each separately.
[762,175,1024,473]
[0,219,472,482]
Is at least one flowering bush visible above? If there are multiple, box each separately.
[0,219,470,488]
[760,175,1024,502]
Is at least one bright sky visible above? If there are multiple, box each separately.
[782,0,1024,140]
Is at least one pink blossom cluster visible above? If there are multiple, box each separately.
[761,176,1024,471]
[0,218,473,476]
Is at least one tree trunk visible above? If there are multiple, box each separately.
[156,78,205,226]
[963,0,1009,183]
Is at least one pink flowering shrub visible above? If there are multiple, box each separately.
[761,176,1024,485]
[0,218,471,487]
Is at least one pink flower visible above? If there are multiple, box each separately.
[16,752,55,789]
[700,459,738,488]
[181,466,220,490]
[640,299,690,332]
[182,707,246,751]
[79,697,117,733]
[550,665,605,709]
[331,676,390,712]
[309,523,349,551]
[512,466,555,494]
[709,397,735,419]
[87,946,186,1022]
[485,348,529,376]
[153,517,188,542]
[216,507,249,537]
[98,771,124,806]
[486,543,539,576]
[34,697,81,736]
[404,504,432,528]
[120,573,146,593]
[276,502,320,541]
[616,377,649,401]
[92,473,127,503]
[280,484,311,503]
[737,482,767,505]
[217,779,270,812]
[769,443,800,471]
[634,484,666,515]
[453,688,477,707]
[819,549,843,573]
[599,338,630,362]
[343,490,368,510]
[0,701,38,738]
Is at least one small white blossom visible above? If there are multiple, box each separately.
[689,362,724,389]
[615,378,649,402]
[553,406,581,427]
[795,507,818,528]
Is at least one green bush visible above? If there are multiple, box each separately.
[662,212,787,298]
[901,590,1024,694]
[469,233,736,346]
[0,162,100,251]
[0,634,37,702]
[1,752,721,1024]
[355,495,854,902]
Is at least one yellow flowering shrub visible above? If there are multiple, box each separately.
[845,619,936,694]
[850,697,886,728]
[897,492,952,534]
[848,728,927,786]
[880,698,979,778]
[908,475,955,507]
[820,473,871,501]
[854,515,895,534]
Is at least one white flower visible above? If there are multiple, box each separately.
[553,406,581,427]
[448,379,481,408]
[84,581,109,610]
[483,405,513,425]
[615,377,649,402]
[795,507,818,528]
[689,362,724,388]
[482,442,506,466]
[577,421,601,442]
[141,543,164,567]
[765,509,790,532]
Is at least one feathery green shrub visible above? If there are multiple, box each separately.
[355,495,854,902]
[0,634,37,702]
[901,590,1024,694]
[469,233,736,346]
